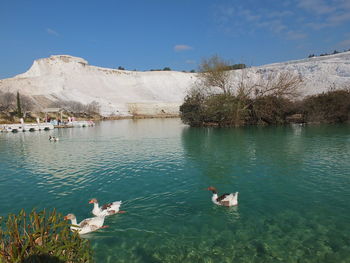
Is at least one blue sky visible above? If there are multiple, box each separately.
[1,0,350,78]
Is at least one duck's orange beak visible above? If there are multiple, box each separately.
[88,200,94,204]
[64,216,68,220]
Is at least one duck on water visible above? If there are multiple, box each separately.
[89,198,126,216]
[64,213,108,235]
[206,186,238,207]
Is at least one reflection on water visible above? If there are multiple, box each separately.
[1,120,350,262]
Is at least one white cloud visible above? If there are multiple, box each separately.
[213,1,350,41]
[328,12,350,24]
[297,0,335,15]
[298,0,350,29]
[337,38,350,47]
[239,9,261,22]
[46,28,59,36]
[267,10,294,18]
[174,45,193,52]
[286,30,308,40]
[258,19,287,33]
[185,59,196,64]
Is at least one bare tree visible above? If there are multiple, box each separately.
[0,91,16,111]
[86,101,100,114]
[253,71,302,99]
[49,99,101,115]
[65,101,85,113]
[21,95,35,116]
[198,55,233,94]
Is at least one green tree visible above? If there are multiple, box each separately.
[16,91,22,118]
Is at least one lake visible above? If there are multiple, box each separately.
[0,119,350,262]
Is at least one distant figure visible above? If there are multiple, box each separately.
[49,136,59,142]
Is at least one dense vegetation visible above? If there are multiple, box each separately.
[302,89,350,123]
[0,209,93,262]
[181,89,350,126]
[180,55,350,127]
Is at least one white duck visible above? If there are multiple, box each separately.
[89,198,126,217]
[49,136,59,142]
[206,186,238,207]
[64,213,107,235]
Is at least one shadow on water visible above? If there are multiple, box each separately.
[179,125,309,185]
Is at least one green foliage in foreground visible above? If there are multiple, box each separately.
[0,209,93,263]
[180,89,350,127]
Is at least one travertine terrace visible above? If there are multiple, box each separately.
[1,52,349,116]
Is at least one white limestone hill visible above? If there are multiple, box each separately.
[0,52,349,116]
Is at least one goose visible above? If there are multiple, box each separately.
[64,213,108,235]
[206,186,238,207]
[89,198,126,217]
[49,136,59,142]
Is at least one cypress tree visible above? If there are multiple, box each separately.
[16,91,22,118]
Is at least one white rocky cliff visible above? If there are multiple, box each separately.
[0,55,197,116]
[0,52,349,116]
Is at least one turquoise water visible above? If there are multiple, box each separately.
[1,119,350,262]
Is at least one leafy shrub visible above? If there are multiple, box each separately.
[251,96,294,125]
[202,94,249,126]
[181,92,251,127]
[0,209,93,263]
[180,89,205,126]
[181,89,350,127]
[302,89,350,123]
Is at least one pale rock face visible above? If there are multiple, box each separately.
[0,53,350,116]
[254,52,350,96]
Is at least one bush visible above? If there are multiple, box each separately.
[180,92,251,127]
[302,89,350,123]
[180,89,205,126]
[181,89,350,127]
[202,94,249,126]
[251,96,294,125]
[0,209,93,262]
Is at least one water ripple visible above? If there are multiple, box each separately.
[0,121,350,262]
